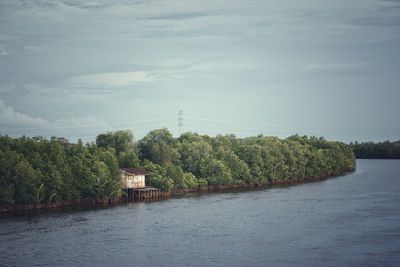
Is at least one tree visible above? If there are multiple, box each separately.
[118,150,140,168]
[14,159,36,203]
[138,128,179,166]
[96,130,135,155]
[200,158,233,185]
[0,130,356,207]
[216,147,250,183]
[178,140,213,177]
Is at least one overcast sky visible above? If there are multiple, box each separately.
[0,0,399,143]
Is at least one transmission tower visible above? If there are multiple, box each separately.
[178,110,183,136]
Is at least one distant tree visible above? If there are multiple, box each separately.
[14,159,36,203]
[96,130,135,155]
[178,139,213,177]
[118,150,140,168]
[351,140,400,159]
[138,128,179,166]
[200,158,233,185]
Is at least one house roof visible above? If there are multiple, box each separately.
[121,168,149,175]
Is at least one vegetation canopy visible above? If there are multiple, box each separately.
[0,130,356,206]
[351,140,400,159]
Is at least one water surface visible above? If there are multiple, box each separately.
[1,160,399,266]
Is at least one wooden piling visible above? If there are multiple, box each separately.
[125,187,161,201]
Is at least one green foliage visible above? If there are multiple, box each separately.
[138,128,180,166]
[200,158,233,185]
[0,135,122,205]
[96,130,134,155]
[178,138,212,177]
[0,129,356,204]
[351,140,400,159]
[87,161,121,200]
[118,150,140,168]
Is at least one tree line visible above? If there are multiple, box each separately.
[351,140,400,159]
[0,129,356,206]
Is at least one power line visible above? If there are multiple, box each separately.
[0,117,176,132]
[3,121,178,134]
[3,113,399,141]
[2,113,398,133]
[184,115,400,130]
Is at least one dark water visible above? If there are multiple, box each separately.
[1,160,400,267]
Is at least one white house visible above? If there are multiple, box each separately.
[120,168,148,189]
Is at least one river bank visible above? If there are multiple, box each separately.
[0,167,354,214]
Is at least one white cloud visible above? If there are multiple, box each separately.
[68,71,157,87]
[0,100,49,127]
[81,2,101,9]
[0,45,8,56]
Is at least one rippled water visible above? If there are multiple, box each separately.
[1,160,400,266]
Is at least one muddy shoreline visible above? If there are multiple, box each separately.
[0,168,354,214]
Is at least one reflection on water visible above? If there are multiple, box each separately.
[1,160,400,266]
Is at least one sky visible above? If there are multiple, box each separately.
[0,0,399,143]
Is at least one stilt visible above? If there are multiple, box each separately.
[129,187,161,200]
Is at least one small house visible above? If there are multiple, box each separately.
[120,168,148,189]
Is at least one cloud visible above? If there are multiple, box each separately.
[1,0,399,46]
[0,45,8,56]
[0,100,49,128]
[187,61,255,73]
[300,62,368,73]
[80,2,102,9]
[0,34,18,42]
[24,46,43,53]
[0,34,22,58]
[0,34,20,57]
[68,71,157,87]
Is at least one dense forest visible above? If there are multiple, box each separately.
[0,129,356,206]
[351,140,400,159]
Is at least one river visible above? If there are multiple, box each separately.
[1,159,399,266]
